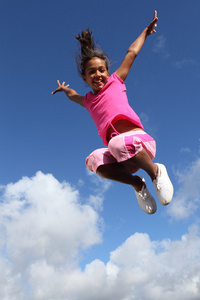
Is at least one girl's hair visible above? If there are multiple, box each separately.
[75,28,110,76]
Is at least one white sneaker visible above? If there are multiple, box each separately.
[153,163,174,205]
[135,177,157,214]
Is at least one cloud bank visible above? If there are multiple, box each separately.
[0,170,200,300]
[167,157,200,220]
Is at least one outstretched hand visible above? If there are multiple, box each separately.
[51,80,69,95]
[51,80,84,106]
[147,10,158,36]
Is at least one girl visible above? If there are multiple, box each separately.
[52,11,173,214]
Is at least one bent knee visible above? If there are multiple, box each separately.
[86,148,117,173]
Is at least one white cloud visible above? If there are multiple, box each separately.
[86,169,112,211]
[0,257,25,300]
[86,168,112,194]
[0,171,200,299]
[172,58,198,69]
[180,147,191,153]
[0,171,103,270]
[139,112,157,138]
[167,157,200,220]
[107,225,200,300]
[27,225,200,300]
[152,35,170,58]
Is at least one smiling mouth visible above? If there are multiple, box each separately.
[93,80,103,84]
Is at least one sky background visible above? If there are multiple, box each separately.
[0,0,200,299]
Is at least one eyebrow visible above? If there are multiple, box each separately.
[87,65,106,70]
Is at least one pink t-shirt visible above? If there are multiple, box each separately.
[83,73,144,146]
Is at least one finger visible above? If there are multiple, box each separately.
[57,80,61,86]
[52,86,61,94]
[154,10,157,18]
[62,83,69,88]
[152,17,158,25]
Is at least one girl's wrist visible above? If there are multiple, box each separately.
[144,27,149,36]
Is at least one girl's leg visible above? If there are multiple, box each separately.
[87,148,144,191]
[94,132,173,207]
[122,148,158,181]
[96,148,158,191]
[96,162,144,192]
[122,148,173,205]
[96,159,157,214]
[90,148,157,214]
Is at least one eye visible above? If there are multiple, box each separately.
[88,70,96,75]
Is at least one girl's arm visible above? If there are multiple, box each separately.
[115,11,158,81]
[52,80,85,107]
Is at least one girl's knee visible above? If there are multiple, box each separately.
[86,148,116,173]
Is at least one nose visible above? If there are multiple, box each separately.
[95,70,101,77]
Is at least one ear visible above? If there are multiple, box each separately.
[82,75,87,83]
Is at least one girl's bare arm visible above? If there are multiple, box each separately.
[52,80,85,107]
[115,11,158,81]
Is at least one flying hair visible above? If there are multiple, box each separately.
[75,28,110,76]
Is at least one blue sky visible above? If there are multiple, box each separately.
[0,0,200,299]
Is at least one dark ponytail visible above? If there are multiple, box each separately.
[75,28,110,76]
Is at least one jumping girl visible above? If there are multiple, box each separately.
[52,11,173,214]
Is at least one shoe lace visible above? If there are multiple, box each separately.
[138,188,147,200]
[153,177,161,191]
[154,182,161,191]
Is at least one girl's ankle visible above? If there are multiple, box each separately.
[133,176,145,192]
[151,164,159,181]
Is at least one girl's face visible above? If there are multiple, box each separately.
[82,57,109,94]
